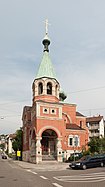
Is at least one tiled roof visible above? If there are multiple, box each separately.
[66,123,84,130]
[86,116,103,123]
[9,134,16,139]
[76,112,85,117]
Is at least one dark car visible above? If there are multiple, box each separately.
[69,154,105,170]
[2,155,7,159]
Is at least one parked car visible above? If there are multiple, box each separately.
[69,154,105,170]
[2,155,7,159]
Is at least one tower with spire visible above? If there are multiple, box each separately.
[22,20,88,164]
[32,20,60,104]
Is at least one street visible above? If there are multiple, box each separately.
[0,157,105,187]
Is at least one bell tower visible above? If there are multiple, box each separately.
[32,19,60,104]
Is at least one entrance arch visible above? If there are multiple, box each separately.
[41,129,57,160]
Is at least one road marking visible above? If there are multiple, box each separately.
[27,169,31,172]
[8,163,18,169]
[27,169,37,175]
[40,175,48,180]
[52,183,63,187]
[53,172,105,183]
[31,171,37,175]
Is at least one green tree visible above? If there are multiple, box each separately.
[12,128,22,159]
[59,91,67,101]
[0,143,5,150]
[88,137,99,153]
[88,137,105,154]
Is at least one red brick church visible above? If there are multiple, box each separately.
[22,21,88,163]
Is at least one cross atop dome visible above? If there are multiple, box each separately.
[45,19,49,35]
[42,19,51,52]
[35,19,57,80]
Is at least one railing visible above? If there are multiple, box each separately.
[89,133,100,137]
[89,125,99,130]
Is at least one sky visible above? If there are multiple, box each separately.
[0,0,105,134]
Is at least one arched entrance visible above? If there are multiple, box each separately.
[41,129,57,160]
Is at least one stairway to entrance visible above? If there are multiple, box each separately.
[42,154,56,161]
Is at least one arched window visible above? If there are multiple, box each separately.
[55,85,58,96]
[47,82,52,95]
[38,82,43,95]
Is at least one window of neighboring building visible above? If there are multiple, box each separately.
[47,82,52,95]
[38,82,43,95]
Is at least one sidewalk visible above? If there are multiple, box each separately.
[12,160,69,171]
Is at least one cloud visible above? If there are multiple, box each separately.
[1,0,105,133]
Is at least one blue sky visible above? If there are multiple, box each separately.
[0,0,105,134]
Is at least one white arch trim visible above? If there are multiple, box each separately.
[38,126,61,137]
[62,112,72,123]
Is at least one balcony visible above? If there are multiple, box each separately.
[89,125,99,130]
[89,132,100,138]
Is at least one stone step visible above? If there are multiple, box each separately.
[42,154,56,160]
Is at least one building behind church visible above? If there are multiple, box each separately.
[22,23,89,163]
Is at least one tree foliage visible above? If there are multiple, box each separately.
[12,128,22,152]
[0,143,5,150]
[59,91,67,101]
[88,137,105,154]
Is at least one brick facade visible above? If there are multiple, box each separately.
[22,28,88,163]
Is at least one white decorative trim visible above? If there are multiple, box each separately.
[68,135,80,147]
[43,107,49,114]
[36,116,62,120]
[62,112,72,123]
[36,103,40,117]
[50,108,56,114]
[36,102,62,119]
[38,126,61,137]
[59,107,62,119]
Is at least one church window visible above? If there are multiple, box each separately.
[68,135,73,146]
[51,109,56,114]
[80,121,82,128]
[55,85,58,96]
[68,135,80,147]
[43,108,49,114]
[47,82,52,95]
[74,136,80,147]
[38,82,43,95]
[69,137,73,146]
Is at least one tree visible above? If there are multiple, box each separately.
[12,128,22,159]
[88,137,105,154]
[0,143,5,150]
[59,91,67,101]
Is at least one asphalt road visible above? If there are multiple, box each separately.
[0,157,105,187]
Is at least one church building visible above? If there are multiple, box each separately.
[22,21,88,163]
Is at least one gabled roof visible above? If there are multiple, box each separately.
[86,115,103,123]
[66,123,85,130]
